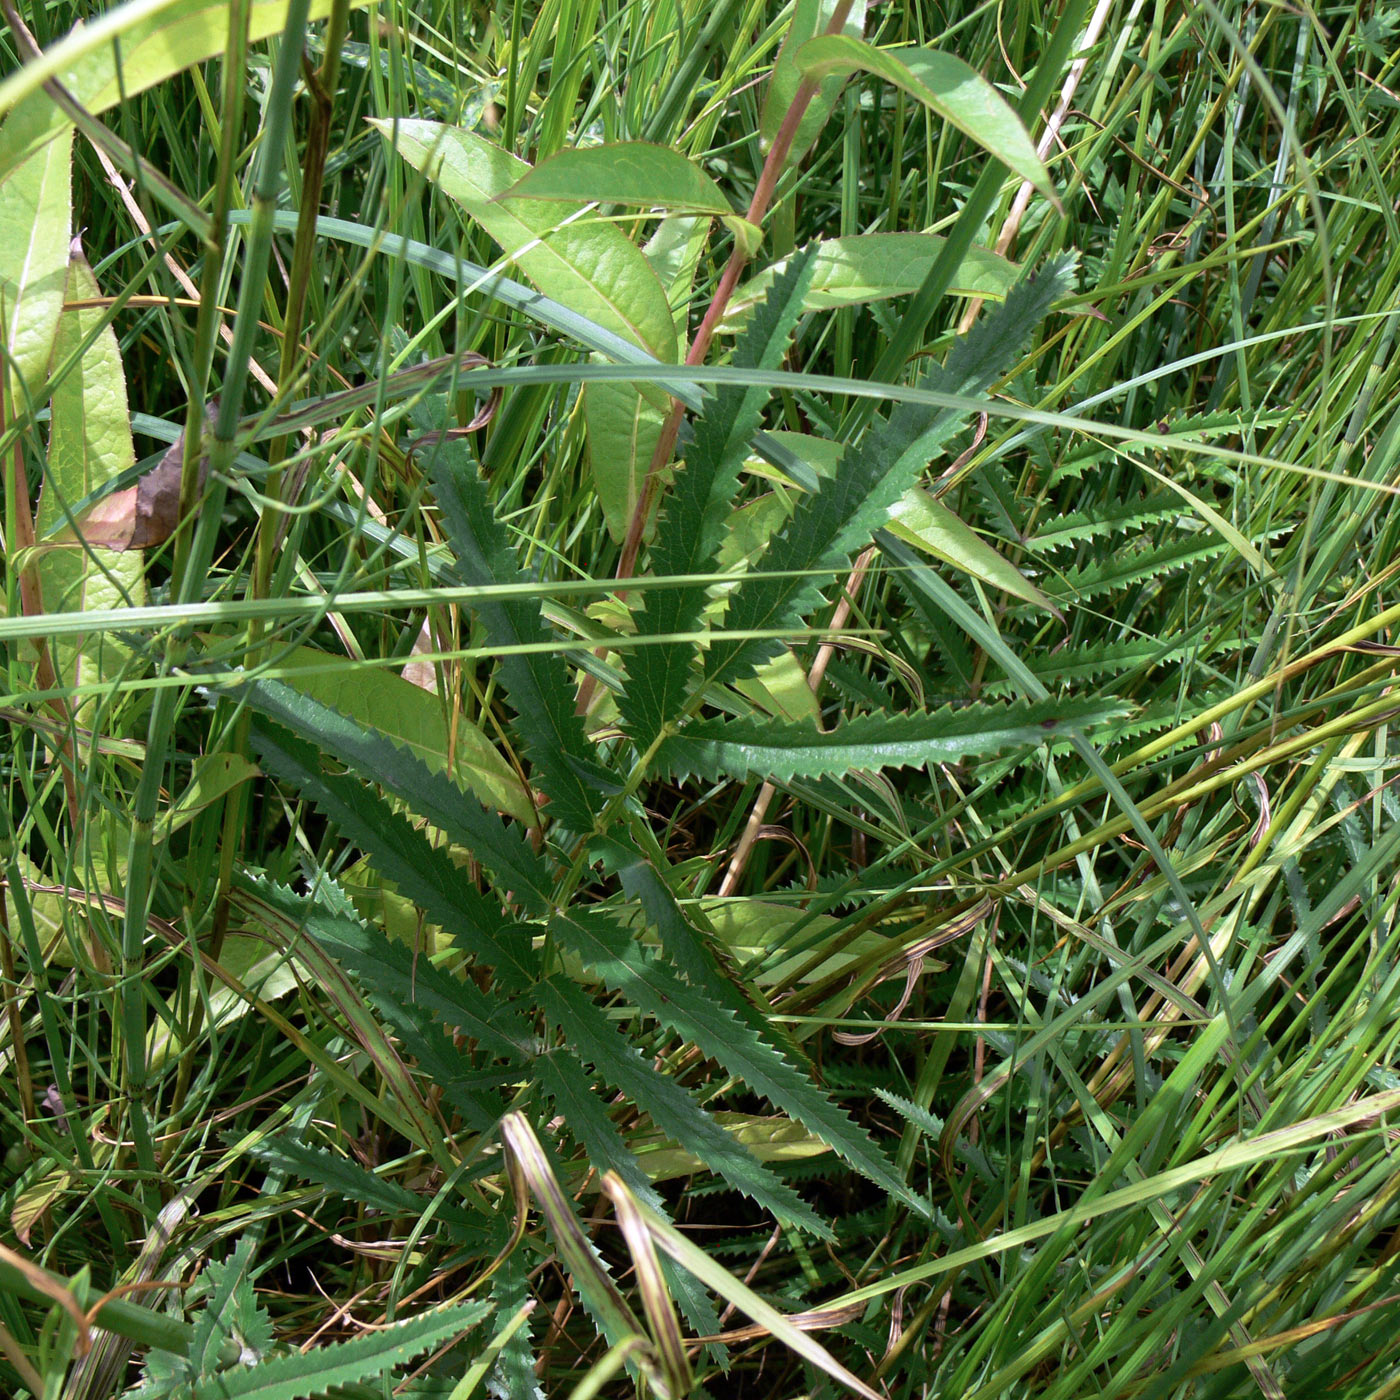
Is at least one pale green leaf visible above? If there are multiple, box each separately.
[502,141,732,215]
[889,485,1060,616]
[721,233,1019,332]
[759,0,870,168]
[146,932,298,1072]
[583,373,668,543]
[0,1,374,184]
[372,118,675,360]
[0,121,71,396]
[632,1112,832,1182]
[272,647,535,822]
[796,37,1055,201]
[36,242,145,725]
[154,752,259,841]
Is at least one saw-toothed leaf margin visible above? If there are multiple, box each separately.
[419,435,614,832]
[655,697,1128,781]
[622,246,820,746]
[677,255,1077,707]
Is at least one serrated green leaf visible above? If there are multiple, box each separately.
[422,446,611,831]
[502,142,732,215]
[243,1137,487,1242]
[553,909,925,1219]
[655,699,1124,781]
[721,234,1018,331]
[534,1050,725,1358]
[1049,532,1233,604]
[264,875,535,1063]
[187,1302,489,1400]
[237,676,550,912]
[247,713,537,987]
[0,122,71,394]
[796,37,1055,201]
[696,256,1076,697]
[621,249,819,744]
[272,648,535,822]
[537,975,826,1235]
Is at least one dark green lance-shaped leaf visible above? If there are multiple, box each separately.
[244,1137,487,1243]
[795,37,1055,203]
[272,648,535,822]
[501,142,732,215]
[655,698,1125,781]
[187,1301,489,1400]
[535,1050,726,1361]
[553,910,926,1218]
[264,873,535,1063]
[621,248,819,746]
[236,677,551,914]
[696,256,1075,700]
[423,445,613,831]
[247,714,537,988]
[537,976,826,1235]
[617,850,809,1065]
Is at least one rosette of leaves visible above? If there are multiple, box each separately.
[235,250,1094,1360]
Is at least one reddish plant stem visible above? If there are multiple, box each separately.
[577,5,854,720]
[613,1,855,585]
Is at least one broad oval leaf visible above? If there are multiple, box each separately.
[501,141,732,215]
[795,36,1055,202]
[759,0,870,168]
[37,241,147,726]
[375,118,678,544]
[372,118,676,361]
[721,233,1019,332]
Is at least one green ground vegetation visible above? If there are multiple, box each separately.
[3,1,1400,1396]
